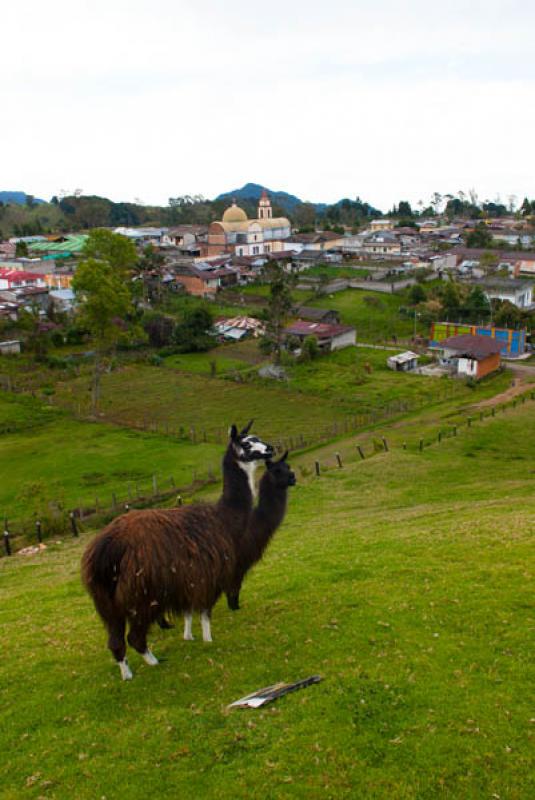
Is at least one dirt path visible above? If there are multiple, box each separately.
[475,367,534,408]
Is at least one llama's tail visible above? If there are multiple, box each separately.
[81,530,127,600]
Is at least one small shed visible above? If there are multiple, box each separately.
[0,339,21,355]
[387,351,419,372]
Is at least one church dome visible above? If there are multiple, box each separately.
[222,202,248,223]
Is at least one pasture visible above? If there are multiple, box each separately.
[1,403,535,798]
[50,346,511,442]
[0,394,221,526]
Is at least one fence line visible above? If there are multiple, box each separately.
[3,388,534,558]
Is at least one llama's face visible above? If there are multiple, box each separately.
[266,452,297,488]
[230,422,274,464]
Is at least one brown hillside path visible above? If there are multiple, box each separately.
[474,365,535,409]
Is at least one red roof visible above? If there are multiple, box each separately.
[0,268,44,282]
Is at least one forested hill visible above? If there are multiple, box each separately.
[216,183,325,214]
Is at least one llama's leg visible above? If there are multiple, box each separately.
[227,571,245,611]
[107,618,132,680]
[157,614,174,630]
[183,612,194,641]
[127,621,159,666]
[201,610,213,642]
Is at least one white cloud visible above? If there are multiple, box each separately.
[2,0,534,209]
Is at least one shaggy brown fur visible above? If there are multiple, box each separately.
[81,422,272,674]
[226,452,296,611]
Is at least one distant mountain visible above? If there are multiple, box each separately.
[0,191,46,205]
[215,183,327,214]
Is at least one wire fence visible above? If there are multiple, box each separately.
[3,388,534,559]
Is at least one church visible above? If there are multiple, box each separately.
[207,190,291,256]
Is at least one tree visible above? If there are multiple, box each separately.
[463,286,490,322]
[172,307,214,353]
[408,283,426,305]
[18,306,56,359]
[15,241,29,257]
[440,282,461,320]
[397,201,413,218]
[143,313,175,347]
[520,197,532,216]
[73,258,140,414]
[466,222,492,248]
[82,228,138,274]
[300,335,320,362]
[261,261,295,364]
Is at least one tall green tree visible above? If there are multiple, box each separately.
[261,262,295,364]
[73,258,140,414]
[82,228,138,274]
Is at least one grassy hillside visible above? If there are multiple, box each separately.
[49,348,511,442]
[0,394,221,526]
[1,402,534,798]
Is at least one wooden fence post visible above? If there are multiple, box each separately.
[357,445,365,460]
[176,494,183,506]
[382,437,389,452]
[315,461,321,476]
[438,431,442,443]
[419,439,424,451]
[467,417,472,427]
[452,426,457,436]
[36,520,42,543]
[335,452,343,468]
[69,512,78,538]
[4,520,11,556]
[403,442,407,450]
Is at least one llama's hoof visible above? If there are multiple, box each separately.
[183,632,194,641]
[119,660,133,680]
[202,635,213,643]
[142,649,159,666]
[157,616,174,630]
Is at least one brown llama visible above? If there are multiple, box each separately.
[81,421,273,680]
[225,451,296,612]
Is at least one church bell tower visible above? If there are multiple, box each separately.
[258,189,272,220]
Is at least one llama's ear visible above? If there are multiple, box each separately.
[279,450,289,462]
[240,419,254,436]
[229,424,239,441]
[265,458,273,468]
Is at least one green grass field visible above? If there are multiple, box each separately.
[1,401,534,798]
[303,289,424,341]
[49,348,511,444]
[0,394,221,526]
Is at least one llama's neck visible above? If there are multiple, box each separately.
[245,477,288,560]
[218,449,255,519]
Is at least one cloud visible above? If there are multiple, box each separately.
[2,0,534,209]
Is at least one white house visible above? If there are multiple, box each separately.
[481,279,533,309]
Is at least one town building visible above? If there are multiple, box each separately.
[479,279,533,309]
[436,333,502,379]
[430,322,527,358]
[207,191,291,257]
[285,320,356,352]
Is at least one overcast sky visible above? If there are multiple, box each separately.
[3,0,534,211]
